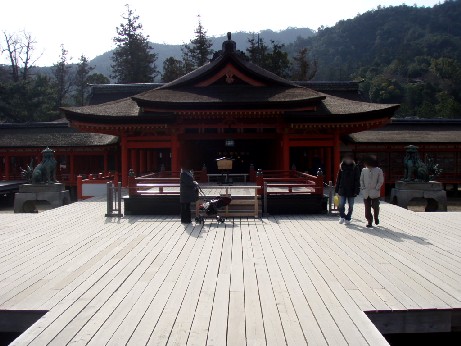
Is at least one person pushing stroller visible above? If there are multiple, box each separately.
[180,168,199,224]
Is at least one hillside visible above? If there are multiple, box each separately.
[291,0,461,117]
[89,27,315,78]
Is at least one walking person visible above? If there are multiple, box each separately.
[335,153,361,225]
[180,168,199,224]
[360,156,384,228]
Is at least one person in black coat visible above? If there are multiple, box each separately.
[180,168,198,223]
[335,153,361,224]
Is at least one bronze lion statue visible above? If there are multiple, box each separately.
[31,147,58,184]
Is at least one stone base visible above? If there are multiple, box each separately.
[18,183,65,193]
[14,183,71,213]
[391,181,447,212]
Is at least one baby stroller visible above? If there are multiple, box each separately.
[195,188,232,224]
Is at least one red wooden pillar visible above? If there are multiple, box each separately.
[5,154,10,180]
[121,135,129,187]
[139,149,146,174]
[103,152,109,175]
[69,154,75,184]
[333,132,341,181]
[130,149,138,175]
[171,135,180,172]
[325,147,332,183]
[282,134,290,171]
[146,150,152,173]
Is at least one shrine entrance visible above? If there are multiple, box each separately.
[179,138,279,173]
[289,147,334,178]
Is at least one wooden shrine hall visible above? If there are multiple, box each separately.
[63,34,399,187]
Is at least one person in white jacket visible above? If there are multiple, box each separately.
[360,156,384,227]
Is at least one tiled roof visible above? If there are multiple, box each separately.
[348,120,461,143]
[314,95,398,115]
[63,97,140,117]
[158,52,297,89]
[0,123,118,147]
[89,83,163,105]
[132,86,325,109]
[86,81,364,105]
[63,38,398,122]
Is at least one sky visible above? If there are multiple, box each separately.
[1,0,442,67]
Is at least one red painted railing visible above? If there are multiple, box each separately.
[256,169,323,196]
[77,173,118,200]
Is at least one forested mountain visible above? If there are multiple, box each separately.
[291,0,461,117]
[89,28,315,79]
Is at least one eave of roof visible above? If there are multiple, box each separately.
[132,86,326,110]
[349,123,461,143]
[0,125,118,147]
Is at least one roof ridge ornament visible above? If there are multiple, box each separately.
[222,32,236,54]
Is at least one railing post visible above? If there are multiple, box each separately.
[256,169,263,195]
[263,182,268,216]
[117,182,123,217]
[249,164,255,183]
[316,168,324,195]
[105,181,113,217]
[128,169,136,197]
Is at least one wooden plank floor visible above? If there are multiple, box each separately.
[1,198,460,345]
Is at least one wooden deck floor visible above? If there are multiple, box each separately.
[1,198,460,345]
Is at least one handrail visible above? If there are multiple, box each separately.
[257,169,324,197]
[77,173,118,200]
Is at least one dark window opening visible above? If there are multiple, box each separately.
[185,128,199,134]
[204,128,218,134]
[223,128,238,134]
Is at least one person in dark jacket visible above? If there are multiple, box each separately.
[180,168,198,223]
[335,153,361,225]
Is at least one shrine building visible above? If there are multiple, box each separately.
[61,34,399,187]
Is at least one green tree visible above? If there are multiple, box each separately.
[111,5,158,83]
[291,47,317,81]
[266,41,291,78]
[52,45,74,108]
[73,55,94,106]
[246,36,291,77]
[86,73,110,85]
[368,75,403,104]
[181,19,214,73]
[162,57,185,82]
[247,34,269,67]
[0,32,58,122]
[0,75,57,122]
